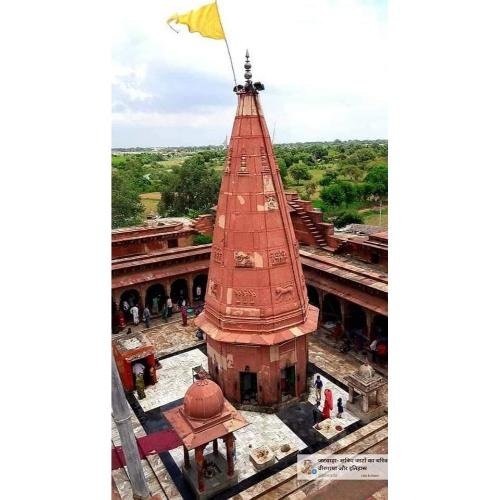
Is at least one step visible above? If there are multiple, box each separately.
[230,416,388,500]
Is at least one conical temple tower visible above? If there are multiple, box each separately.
[196,52,318,406]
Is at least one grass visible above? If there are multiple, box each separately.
[140,192,161,215]
[361,207,388,227]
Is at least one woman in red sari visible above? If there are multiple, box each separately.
[322,388,333,419]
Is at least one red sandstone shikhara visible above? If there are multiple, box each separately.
[195,75,318,406]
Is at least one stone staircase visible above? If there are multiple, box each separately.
[230,415,388,500]
[288,200,328,248]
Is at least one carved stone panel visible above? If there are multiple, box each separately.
[260,147,270,172]
[269,249,287,266]
[238,148,249,175]
[213,246,223,264]
[209,279,219,299]
[234,251,254,268]
[274,282,294,302]
[265,194,278,210]
[224,148,233,173]
[233,288,257,306]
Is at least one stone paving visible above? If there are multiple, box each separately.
[169,409,308,482]
[114,315,203,358]
[134,348,208,412]
[309,331,388,407]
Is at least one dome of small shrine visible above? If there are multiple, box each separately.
[184,379,225,420]
[358,363,375,379]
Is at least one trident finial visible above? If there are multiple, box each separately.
[244,49,252,84]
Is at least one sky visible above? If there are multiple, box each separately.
[112,0,387,147]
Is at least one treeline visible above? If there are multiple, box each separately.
[157,152,222,218]
[111,140,387,229]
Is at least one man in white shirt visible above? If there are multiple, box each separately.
[130,305,139,325]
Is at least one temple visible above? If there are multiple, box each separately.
[111,53,388,500]
[195,52,318,406]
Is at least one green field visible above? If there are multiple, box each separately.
[140,192,161,214]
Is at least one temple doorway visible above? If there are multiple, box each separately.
[240,372,257,403]
[145,283,166,315]
[322,294,342,324]
[280,365,296,401]
[345,303,368,349]
[192,274,208,302]
[306,285,320,308]
[120,289,140,310]
[372,315,388,342]
[170,278,188,306]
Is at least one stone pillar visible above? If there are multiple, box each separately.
[224,433,235,477]
[183,445,190,469]
[362,393,369,413]
[195,446,205,492]
[348,385,355,403]
[187,275,194,305]
[213,439,218,457]
[339,299,348,334]
[111,357,150,500]
[318,289,324,322]
[365,309,375,341]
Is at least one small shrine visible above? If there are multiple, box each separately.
[112,333,157,392]
[344,362,387,423]
[164,379,248,500]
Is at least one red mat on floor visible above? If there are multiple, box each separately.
[112,430,182,470]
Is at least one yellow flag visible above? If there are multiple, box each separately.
[167,2,225,40]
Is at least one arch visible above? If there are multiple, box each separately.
[345,303,367,337]
[170,278,188,306]
[322,293,342,324]
[120,289,140,310]
[146,283,166,315]
[372,314,388,341]
[193,273,208,302]
[306,285,320,308]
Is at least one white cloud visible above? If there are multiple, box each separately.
[112,0,387,146]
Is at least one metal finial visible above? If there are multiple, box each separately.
[244,49,252,83]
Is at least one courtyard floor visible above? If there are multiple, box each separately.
[112,324,388,500]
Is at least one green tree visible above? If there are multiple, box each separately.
[320,183,346,207]
[112,171,144,228]
[289,161,312,184]
[158,154,221,216]
[364,164,388,200]
[319,169,338,186]
[334,210,364,228]
[303,180,318,200]
[193,233,213,245]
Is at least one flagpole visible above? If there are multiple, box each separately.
[215,1,237,86]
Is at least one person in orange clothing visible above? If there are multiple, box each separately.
[322,388,333,419]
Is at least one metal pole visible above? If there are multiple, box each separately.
[215,0,237,85]
[112,356,150,500]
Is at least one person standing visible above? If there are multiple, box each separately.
[122,299,130,321]
[314,375,323,403]
[336,397,344,418]
[143,306,151,328]
[312,401,322,426]
[369,338,378,363]
[132,362,146,400]
[152,296,159,315]
[130,304,139,326]
[166,296,173,318]
[181,303,188,326]
[322,388,333,419]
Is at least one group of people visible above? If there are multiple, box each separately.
[313,375,344,424]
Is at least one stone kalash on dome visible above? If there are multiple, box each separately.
[195,52,319,408]
[164,379,248,500]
